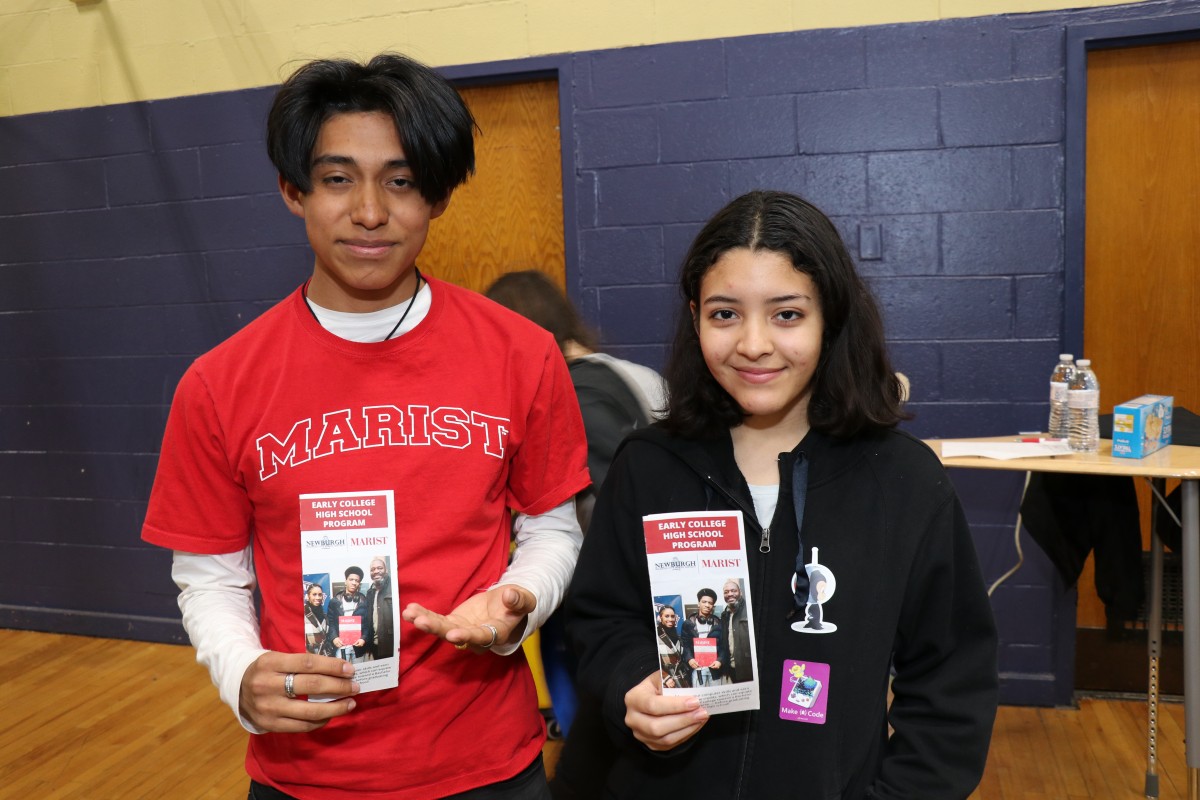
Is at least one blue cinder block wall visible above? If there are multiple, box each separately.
[2,1,1195,704]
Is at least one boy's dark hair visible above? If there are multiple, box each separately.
[344,566,364,580]
[266,52,477,205]
[484,270,598,353]
[697,588,717,602]
[663,190,907,440]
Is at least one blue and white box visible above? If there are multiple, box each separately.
[1112,395,1173,459]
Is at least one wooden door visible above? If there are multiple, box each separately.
[419,79,566,293]
[1079,41,1200,631]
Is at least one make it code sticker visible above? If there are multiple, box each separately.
[779,659,830,724]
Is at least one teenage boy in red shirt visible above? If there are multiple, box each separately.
[142,53,589,800]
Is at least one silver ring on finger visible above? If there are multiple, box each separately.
[284,672,297,699]
[482,623,499,649]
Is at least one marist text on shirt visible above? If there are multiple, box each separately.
[257,404,511,481]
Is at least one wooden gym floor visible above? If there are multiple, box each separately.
[0,629,1189,798]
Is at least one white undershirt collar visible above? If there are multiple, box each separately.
[306,281,433,342]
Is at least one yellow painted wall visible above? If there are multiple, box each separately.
[0,0,1147,117]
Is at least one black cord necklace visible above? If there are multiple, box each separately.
[303,267,423,342]
[380,268,423,341]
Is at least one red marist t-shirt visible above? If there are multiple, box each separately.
[142,277,590,799]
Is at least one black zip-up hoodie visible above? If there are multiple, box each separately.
[564,424,998,799]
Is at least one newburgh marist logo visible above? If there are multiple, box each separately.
[256,404,510,481]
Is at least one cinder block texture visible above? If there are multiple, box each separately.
[105,150,203,206]
[575,108,659,169]
[729,155,867,215]
[200,142,280,198]
[1014,145,1064,209]
[0,160,108,215]
[0,356,191,406]
[146,87,274,150]
[205,246,313,302]
[797,87,939,153]
[868,149,1012,213]
[0,495,148,550]
[0,254,206,311]
[595,284,679,346]
[865,18,1013,88]
[1015,274,1064,340]
[596,163,729,226]
[941,78,1063,147]
[1014,26,1067,78]
[726,29,867,96]
[662,222,705,276]
[585,41,725,108]
[659,97,796,162]
[873,276,1012,340]
[942,210,1062,275]
[941,340,1064,402]
[886,341,940,400]
[0,104,152,166]
[580,226,666,286]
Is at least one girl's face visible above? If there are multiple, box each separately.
[692,247,823,431]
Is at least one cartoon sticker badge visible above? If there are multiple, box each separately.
[779,659,830,724]
[790,547,836,633]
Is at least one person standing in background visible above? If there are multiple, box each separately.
[485,270,666,529]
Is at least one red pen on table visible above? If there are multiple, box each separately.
[1016,433,1065,443]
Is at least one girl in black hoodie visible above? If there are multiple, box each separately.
[562,191,998,799]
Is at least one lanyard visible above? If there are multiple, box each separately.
[790,453,810,615]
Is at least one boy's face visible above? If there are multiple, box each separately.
[279,111,449,312]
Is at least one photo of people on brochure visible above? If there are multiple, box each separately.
[299,565,377,664]
[653,581,754,691]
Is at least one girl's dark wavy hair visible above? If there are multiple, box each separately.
[267,53,477,205]
[663,190,908,440]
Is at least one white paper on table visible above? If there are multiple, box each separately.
[939,441,1074,460]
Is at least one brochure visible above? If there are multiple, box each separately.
[299,490,400,698]
[643,510,760,714]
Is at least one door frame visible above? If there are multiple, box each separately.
[1063,12,1200,357]
[1057,11,1200,703]
[441,54,580,297]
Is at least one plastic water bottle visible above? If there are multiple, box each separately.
[1067,359,1100,452]
[1047,354,1075,439]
